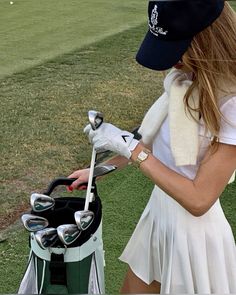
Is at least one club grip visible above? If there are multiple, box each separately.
[44,178,77,195]
[44,177,94,195]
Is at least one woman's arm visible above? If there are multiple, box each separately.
[131,142,236,216]
[103,140,152,170]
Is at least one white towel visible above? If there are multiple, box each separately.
[138,69,235,183]
[139,69,199,166]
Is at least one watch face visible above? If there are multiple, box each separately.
[138,150,149,162]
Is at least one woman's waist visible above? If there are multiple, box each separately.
[148,185,226,223]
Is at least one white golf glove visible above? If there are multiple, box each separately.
[84,123,139,159]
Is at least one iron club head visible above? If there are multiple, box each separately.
[57,224,81,246]
[93,164,117,178]
[88,110,103,130]
[34,228,58,250]
[30,193,55,212]
[21,214,49,232]
[74,210,95,231]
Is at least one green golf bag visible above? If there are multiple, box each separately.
[18,178,105,294]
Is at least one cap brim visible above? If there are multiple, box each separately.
[136,31,192,71]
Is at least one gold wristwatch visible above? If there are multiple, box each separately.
[135,148,151,167]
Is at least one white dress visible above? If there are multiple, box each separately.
[119,96,236,293]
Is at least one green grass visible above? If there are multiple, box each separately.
[0,23,163,218]
[230,1,236,9]
[0,0,146,79]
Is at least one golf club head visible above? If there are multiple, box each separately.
[93,164,117,178]
[57,224,81,246]
[30,193,55,212]
[88,110,103,130]
[34,227,58,250]
[21,214,49,232]
[74,210,95,231]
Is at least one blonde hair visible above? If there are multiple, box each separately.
[182,2,236,148]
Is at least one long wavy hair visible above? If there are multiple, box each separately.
[182,1,236,148]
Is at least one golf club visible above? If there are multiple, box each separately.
[74,164,117,189]
[85,110,104,208]
[57,224,81,246]
[30,193,55,212]
[21,214,49,232]
[34,227,58,250]
[74,210,95,231]
[93,164,117,178]
[74,111,103,231]
[77,164,117,197]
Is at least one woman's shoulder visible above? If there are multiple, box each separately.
[219,95,236,145]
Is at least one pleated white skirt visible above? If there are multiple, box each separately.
[119,185,236,294]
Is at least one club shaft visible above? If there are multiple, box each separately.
[84,147,96,211]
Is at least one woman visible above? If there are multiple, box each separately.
[68,0,236,293]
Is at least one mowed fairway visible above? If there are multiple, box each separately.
[0,0,146,78]
[0,0,155,218]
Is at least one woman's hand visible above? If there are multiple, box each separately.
[84,123,139,159]
[67,168,90,191]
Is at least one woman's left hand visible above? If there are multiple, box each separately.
[84,122,139,159]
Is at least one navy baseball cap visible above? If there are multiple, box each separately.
[136,0,225,71]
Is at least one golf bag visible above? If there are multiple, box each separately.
[18,178,105,294]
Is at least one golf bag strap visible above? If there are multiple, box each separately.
[49,253,67,285]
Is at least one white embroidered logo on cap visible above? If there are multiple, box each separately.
[149,5,168,36]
